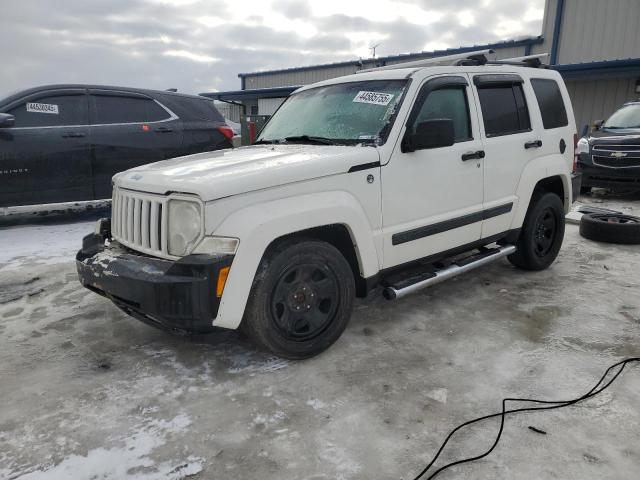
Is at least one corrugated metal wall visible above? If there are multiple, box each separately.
[258,97,286,115]
[214,101,242,122]
[558,0,640,64]
[244,64,360,90]
[534,0,640,64]
[241,45,529,90]
[566,76,639,132]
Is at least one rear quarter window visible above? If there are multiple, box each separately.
[531,78,568,129]
[162,96,224,122]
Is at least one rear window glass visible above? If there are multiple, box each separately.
[164,96,224,122]
[531,79,568,129]
[92,95,170,124]
[477,84,531,137]
[8,94,88,127]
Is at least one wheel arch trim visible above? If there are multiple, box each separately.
[210,191,380,329]
[511,155,572,230]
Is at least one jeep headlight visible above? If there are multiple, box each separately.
[167,199,202,256]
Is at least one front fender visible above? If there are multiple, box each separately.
[210,191,380,329]
[511,154,572,230]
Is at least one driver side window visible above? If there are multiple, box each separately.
[411,87,472,142]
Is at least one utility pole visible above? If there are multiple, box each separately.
[369,43,380,59]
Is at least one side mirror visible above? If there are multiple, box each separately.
[402,119,455,153]
[0,113,15,128]
[593,119,604,131]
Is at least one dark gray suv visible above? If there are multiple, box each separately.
[0,84,234,207]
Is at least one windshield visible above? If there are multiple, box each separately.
[604,104,640,129]
[257,80,408,145]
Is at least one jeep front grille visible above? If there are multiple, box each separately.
[112,187,168,257]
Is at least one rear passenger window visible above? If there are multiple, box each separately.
[413,87,471,142]
[477,84,531,137]
[8,94,88,128]
[92,95,170,124]
[531,79,568,129]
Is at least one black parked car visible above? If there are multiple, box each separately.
[0,84,234,207]
[576,101,640,192]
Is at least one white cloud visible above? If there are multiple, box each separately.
[163,50,219,63]
[0,0,546,96]
[458,11,475,27]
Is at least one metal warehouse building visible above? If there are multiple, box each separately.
[206,0,640,134]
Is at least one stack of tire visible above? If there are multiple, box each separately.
[580,213,640,244]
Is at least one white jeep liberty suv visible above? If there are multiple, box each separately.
[77,51,582,359]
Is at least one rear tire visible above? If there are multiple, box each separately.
[241,238,355,359]
[508,191,565,271]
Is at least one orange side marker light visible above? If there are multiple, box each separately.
[216,266,231,298]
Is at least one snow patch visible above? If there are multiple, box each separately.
[426,388,448,404]
[306,398,327,410]
[9,414,202,480]
[0,220,95,271]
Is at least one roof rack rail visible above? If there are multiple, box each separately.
[488,53,550,68]
[356,49,495,73]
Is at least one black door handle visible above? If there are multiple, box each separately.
[462,150,485,161]
[61,131,86,138]
[525,140,542,149]
[155,127,173,133]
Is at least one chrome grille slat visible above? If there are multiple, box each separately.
[111,186,171,259]
[160,203,168,254]
[111,191,118,237]
[141,200,150,249]
[150,202,160,251]
[133,199,141,245]
[127,198,134,243]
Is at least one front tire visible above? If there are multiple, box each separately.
[241,239,355,359]
[508,191,565,271]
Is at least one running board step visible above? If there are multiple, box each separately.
[383,245,516,300]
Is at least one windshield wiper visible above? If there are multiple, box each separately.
[253,139,277,144]
[284,135,339,145]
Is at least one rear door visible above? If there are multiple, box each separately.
[89,90,182,199]
[470,74,541,238]
[0,89,91,207]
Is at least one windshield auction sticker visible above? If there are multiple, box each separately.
[353,91,394,106]
[26,102,59,114]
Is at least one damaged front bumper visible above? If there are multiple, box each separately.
[76,219,234,333]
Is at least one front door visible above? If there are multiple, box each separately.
[381,74,485,268]
[89,90,182,200]
[0,89,91,207]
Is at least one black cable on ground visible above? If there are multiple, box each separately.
[410,357,640,480]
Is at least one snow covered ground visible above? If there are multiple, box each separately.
[0,219,95,272]
[1,195,639,480]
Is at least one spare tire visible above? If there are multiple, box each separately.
[579,213,640,244]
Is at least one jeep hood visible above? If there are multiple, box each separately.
[115,144,379,201]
